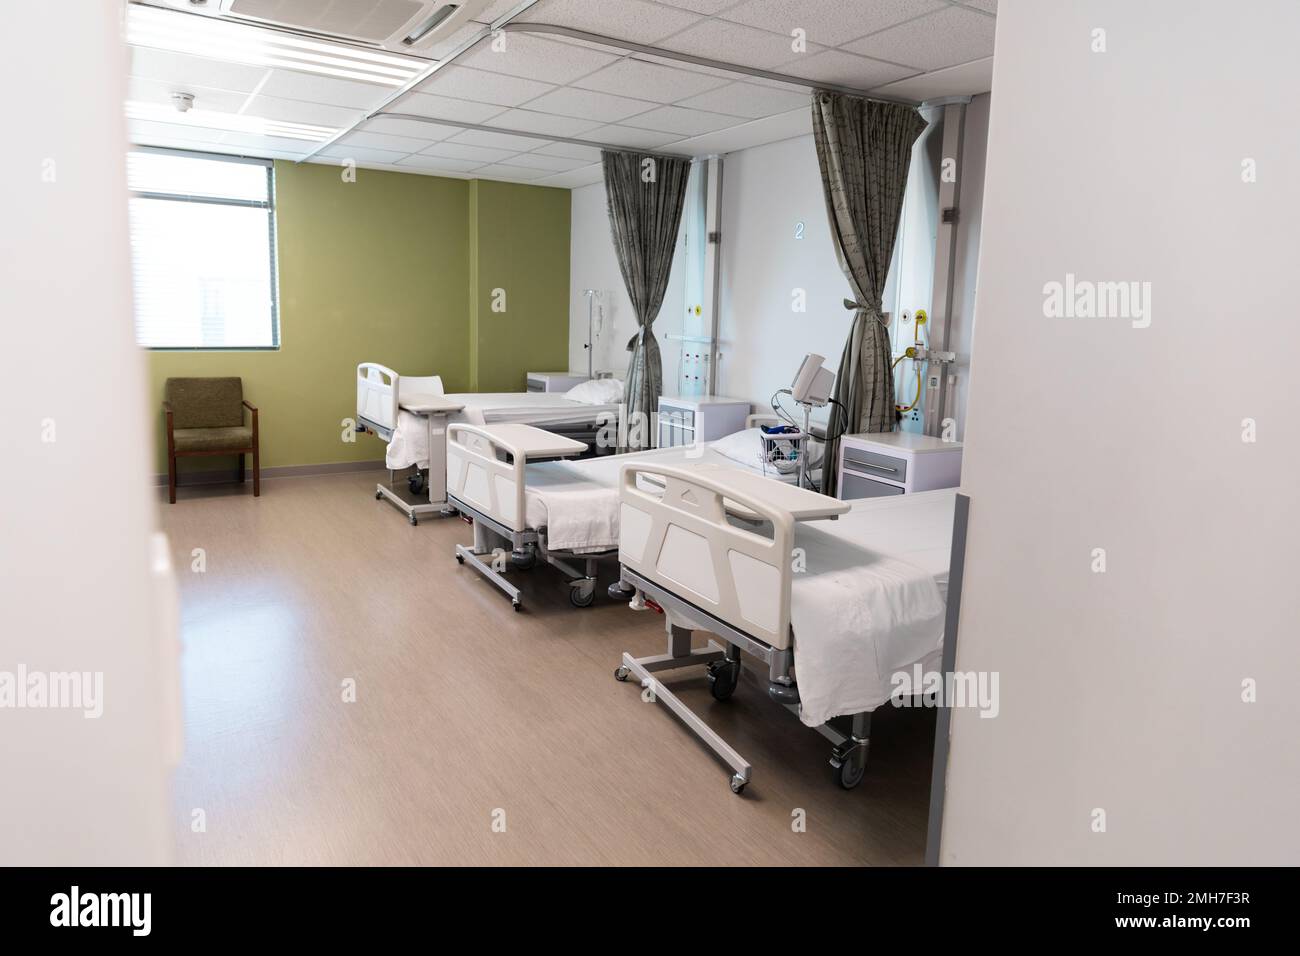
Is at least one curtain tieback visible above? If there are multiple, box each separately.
[844,298,887,326]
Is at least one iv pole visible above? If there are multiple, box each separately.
[582,289,596,380]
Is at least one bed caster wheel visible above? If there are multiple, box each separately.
[455,553,465,564]
[409,513,418,526]
[408,473,425,495]
[512,599,522,612]
[510,549,536,570]
[614,666,630,682]
[569,581,596,608]
[832,756,866,790]
[707,660,740,701]
[729,775,746,795]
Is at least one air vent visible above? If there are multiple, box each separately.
[227,0,426,45]
[403,4,460,45]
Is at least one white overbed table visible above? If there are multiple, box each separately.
[376,393,465,525]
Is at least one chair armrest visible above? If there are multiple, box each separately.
[241,400,258,413]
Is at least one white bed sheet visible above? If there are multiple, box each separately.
[787,490,956,726]
[445,392,621,427]
[385,394,621,469]
[521,446,771,552]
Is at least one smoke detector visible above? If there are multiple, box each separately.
[171,92,195,113]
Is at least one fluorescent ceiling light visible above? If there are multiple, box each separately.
[126,101,337,142]
[126,5,425,87]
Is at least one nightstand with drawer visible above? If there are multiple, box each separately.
[837,432,963,499]
[657,395,750,448]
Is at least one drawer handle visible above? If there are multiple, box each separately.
[856,461,899,475]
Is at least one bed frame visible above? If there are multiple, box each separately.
[446,423,611,610]
[612,460,875,795]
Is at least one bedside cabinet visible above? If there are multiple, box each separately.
[526,372,590,393]
[657,395,750,447]
[838,432,963,499]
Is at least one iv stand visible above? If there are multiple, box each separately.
[582,289,596,380]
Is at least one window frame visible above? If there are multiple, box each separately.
[128,145,282,352]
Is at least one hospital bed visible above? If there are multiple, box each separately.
[357,364,623,524]
[613,460,959,795]
[357,363,465,525]
[444,422,805,610]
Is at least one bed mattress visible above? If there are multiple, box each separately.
[445,392,621,427]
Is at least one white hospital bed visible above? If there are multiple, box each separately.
[613,460,960,795]
[444,423,801,610]
[357,363,465,525]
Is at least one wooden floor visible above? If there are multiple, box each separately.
[159,470,936,866]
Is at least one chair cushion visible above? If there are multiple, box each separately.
[172,426,254,453]
[165,377,244,428]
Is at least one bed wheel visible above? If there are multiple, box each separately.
[614,666,630,682]
[510,549,536,570]
[408,472,426,495]
[729,774,746,795]
[707,660,740,701]
[569,580,596,608]
[833,757,866,790]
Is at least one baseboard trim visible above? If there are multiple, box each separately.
[154,459,387,487]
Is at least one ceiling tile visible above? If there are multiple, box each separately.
[956,0,998,13]
[416,65,555,107]
[572,58,731,104]
[365,116,464,140]
[217,131,315,155]
[339,130,434,153]
[484,109,602,137]
[476,0,527,21]
[127,78,248,115]
[458,32,619,84]
[418,142,518,163]
[579,125,683,149]
[400,91,507,123]
[844,6,996,71]
[492,152,590,172]
[446,128,543,151]
[621,105,741,136]
[318,144,414,164]
[128,119,232,148]
[534,165,605,189]
[531,141,604,162]
[657,20,825,70]
[778,50,915,88]
[720,0,947,46]
[395,155,485,173]
[673,81,807,119]
[646,0,740,13]
[240,95,359,128]
[869,56,994,99]
[257,70,390,110]
[525,87,657,123]
[129,47,269,94]
[473,164,550,181]
[514,0,704,45]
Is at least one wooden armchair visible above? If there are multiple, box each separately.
[163,377,259,503]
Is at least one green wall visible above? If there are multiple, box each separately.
[149,161,570,472]
[468,179,571,391]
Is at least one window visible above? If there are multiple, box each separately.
[127,148,279,349]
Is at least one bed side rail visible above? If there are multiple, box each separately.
[618,462,796,650]
[446,423,528,533]
[357,363,399,435]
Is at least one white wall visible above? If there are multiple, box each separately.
[568,121,990,429]
[568,180,687,389]
[940,0,1300,864]
[0,2,174,864]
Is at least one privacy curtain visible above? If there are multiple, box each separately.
[601,150,691,451]
[812,92,926,495]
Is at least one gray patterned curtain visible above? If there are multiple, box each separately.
[812,92,926,495]
[601,150,691,451]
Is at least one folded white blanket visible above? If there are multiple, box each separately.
[385,409,430,470]
[788,491,954,727]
